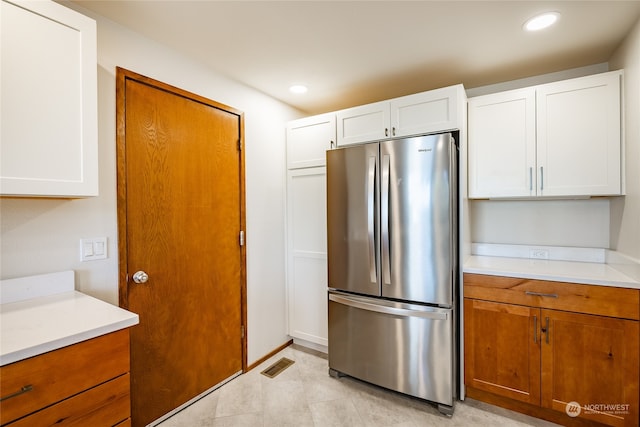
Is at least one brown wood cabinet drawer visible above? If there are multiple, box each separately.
[464,273,640,320]
[8,374,130,427]
[0,329,130,425]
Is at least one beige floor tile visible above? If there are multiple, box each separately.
[263,408,315,427]
[211,413,263,427]
[262,378,308,413]
[214,371,263,418]
[157,389,219,427]
[156,345,561,427]
[309,398,365,427]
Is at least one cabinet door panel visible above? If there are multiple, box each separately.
[0,0,98,197]
[336,102,389,146]
[468,88,536,198]
[464,299,541,405]
[390,86,459,138]
[541,310,638,427]
[536,72,621,196]
[286,167,327,345]
[287,113,335,169]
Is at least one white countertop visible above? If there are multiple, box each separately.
[464,255,640,289]
[1,272,139,366]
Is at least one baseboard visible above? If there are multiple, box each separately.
[246,339,293,372]
[292,337,328,355]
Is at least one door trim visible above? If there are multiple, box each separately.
[115,67,247,372]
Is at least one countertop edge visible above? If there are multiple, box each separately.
[0,290,139,367]
[0,316,138,366]
[463,256,640,290]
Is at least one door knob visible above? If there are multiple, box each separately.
[132,270,149,284]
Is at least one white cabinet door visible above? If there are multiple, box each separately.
[536,72,621,197]
[468,88,536,198]
[467,71,622,199]
[286,167,327,346]
[390,85,461,138]
[1,0,98,197]
[286,113,335,169]
[336,101,389,146]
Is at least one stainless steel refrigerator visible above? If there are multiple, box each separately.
[327,132,458,415]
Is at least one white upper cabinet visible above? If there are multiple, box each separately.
[336,85,462,146]
[336,101,389,146]
[468,88,536,198]
[536,72,621,197]
[1,0,98,197]
[286,113,335,169]
[390,85,460,137]
[468,71,622,199]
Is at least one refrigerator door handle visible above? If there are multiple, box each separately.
[367,156,377,283]
[381,154,391,286]
[329,293,448,320]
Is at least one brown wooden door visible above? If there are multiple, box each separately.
[464,298,541,405]
[541,309,639,427]
[116,68,246,427]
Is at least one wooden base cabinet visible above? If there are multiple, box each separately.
[465,299,541,405]
[464,274,639,427]
[541,310,639,427]
[0,329,132,427]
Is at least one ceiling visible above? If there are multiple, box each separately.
[70,1,640,115]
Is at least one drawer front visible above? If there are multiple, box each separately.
[0,329,130,425]
[464,273,639,320]
[8,374,130,427]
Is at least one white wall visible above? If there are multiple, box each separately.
[0,6,302,365]
[466,64,614,249]
[610,17,640,260]
[470,199,610,248]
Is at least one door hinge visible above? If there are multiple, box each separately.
[237,139,242,151]
[241,325,245,338]
[239,230,245,246]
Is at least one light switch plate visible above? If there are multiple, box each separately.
[80,237,107,261]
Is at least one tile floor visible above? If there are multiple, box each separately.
[158,344,560,427]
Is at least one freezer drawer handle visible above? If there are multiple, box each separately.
[329,294,448,320]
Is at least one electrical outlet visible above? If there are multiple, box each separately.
[530,249,549,260]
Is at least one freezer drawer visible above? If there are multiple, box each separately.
[328,292,454,408]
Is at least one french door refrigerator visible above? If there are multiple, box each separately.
[327,132,458,415]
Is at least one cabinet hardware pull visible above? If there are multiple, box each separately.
[525,291,558,298]
[540,166,544,191]
[533,315,538,344]
[529,167,533,192]
[330,140,335,149]
[543,317,550,344]
[384,128,389,137]
[1,385,33,402]
[392,127,396,136]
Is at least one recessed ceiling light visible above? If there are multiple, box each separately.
[289,84,308,94]
[524,12,560,31]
